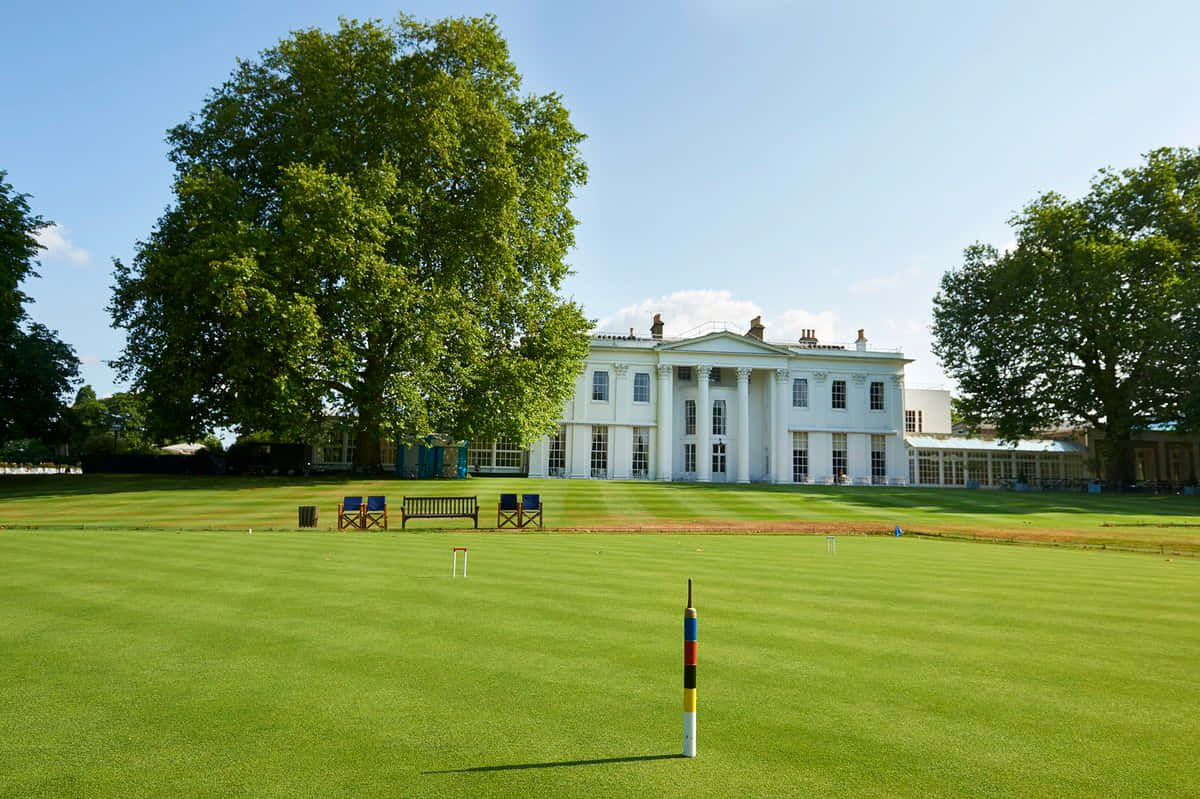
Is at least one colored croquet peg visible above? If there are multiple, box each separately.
[683,578,698,758]
[894,525,903,537]
[451,546,468,577]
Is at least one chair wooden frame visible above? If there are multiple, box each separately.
[364,496,388,530]
[338,496,365,530]
[518,494,543,530]
[497,493,520,528]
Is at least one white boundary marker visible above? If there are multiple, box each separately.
[825,535,837,555]
[452,546,468,577]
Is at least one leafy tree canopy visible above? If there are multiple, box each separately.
[0,171,80,445]
[67,387,161,455]
[110,16,591,466]
[933,147,1200,483]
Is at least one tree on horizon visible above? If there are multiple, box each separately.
[933,147,1200,485]
[111,15,591,468]
[0,170,80,448]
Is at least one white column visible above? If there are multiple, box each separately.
[656,365,673,480]
[848,433,869,483]
[986,452,993,487]
[810,432,832,482]
[611,426,632,480]
[735,367,751,483]
[774,369,790,483]
[569,424,591,478]
[572,370,587,420]
[851,373,867,429]
[890,432,905,485]
[697,365,711,482]
[768,370,777,483]
[528,436,549,478]
[613,363,629,422]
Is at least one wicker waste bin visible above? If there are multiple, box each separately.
[298,505,319,528]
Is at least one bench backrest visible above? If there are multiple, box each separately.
[404,496,478,515]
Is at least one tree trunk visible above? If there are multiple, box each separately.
[352,356,383,472]
[354,424,382,471]
[1099,427,1136,489]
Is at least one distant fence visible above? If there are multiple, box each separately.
[224,443,308,476]
[78,444,311,477]
[0,463,81,475]
[82,453,225,476]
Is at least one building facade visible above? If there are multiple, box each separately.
[308,312,1196,488]
[523,318,911,484]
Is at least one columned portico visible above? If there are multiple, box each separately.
[736,367,751,483]
[537,323,912,485]
[697,365,712,482]
[656,364,673,480]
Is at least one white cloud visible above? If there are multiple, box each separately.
[593,289,838,343]
[772,308,839,342]
[594,289,756,338]
[34,224,90,266]
[591,288,951,386]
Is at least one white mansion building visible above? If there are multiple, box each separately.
[513,315,1091,486]
[321,314,1199,487]
[521,316,911,484]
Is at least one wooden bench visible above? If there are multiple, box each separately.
[401,496,479,529]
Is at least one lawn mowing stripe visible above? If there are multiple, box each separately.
[2,530,1197,798]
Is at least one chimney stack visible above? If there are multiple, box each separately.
[798,328,818,346]
[746,315,764,340]
[855,328,867,352]
[650,313,664,340]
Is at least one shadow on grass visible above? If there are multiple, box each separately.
[660,480,1200,520]
[0,473,399,500]
[424,753,681,774]
[2,474,1196,524]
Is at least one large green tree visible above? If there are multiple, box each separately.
[110,16,590,467]
[933,148,1200,485]
[66,386,159,455]
[0,171,80,445]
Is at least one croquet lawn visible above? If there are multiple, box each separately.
[1,529,1197,798]
[1,475,1200,552]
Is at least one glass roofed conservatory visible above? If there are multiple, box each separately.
[904,436,1090,489]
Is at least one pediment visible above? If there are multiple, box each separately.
[657,331,793,357]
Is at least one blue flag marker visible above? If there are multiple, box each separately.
[894,525,903,537]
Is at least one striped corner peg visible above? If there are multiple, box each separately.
[683,578,697,757]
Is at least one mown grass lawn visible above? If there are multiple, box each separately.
[1,474,1198,552]
[1,530,1197,798]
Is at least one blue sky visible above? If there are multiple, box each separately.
[4,0,1200,398]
